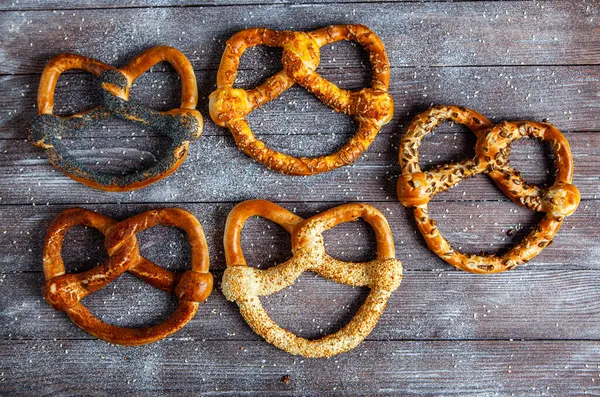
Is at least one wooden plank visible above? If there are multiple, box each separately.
[1,1,598,74]
[0,339,598,395]
[3,269,600,341]
[0,0,524,11]
[0,129,597,204]
[1,200,598,274]
[3,65,599,140]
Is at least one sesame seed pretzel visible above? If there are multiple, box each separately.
[209,25,394,175]
[222,199,403,358]
[29,46,203,191]
[397,105,580,273]
[42,207,213,345]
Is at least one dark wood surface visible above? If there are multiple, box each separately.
[1,1,599,395]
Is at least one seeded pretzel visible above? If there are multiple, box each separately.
[209,25,394,175]
[397,105,580,273]
[222,199,403,358]
[42,207,213,345]
[29,46,203,191]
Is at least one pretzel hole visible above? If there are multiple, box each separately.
[507,138,556,187]
[245,85,357,156]
[427,200,544,259]
[240,217,292,270]
[418,122,477,171]
[317,41,371,90]
[322,218,377,262]
[61,125,170,175]
[81,272,177,328]
[129,63,182,112]
[136,225,191,273]
[261,273,369,339]
[235,46,284,89]
[52,72,102,117]
[60,225,108,273]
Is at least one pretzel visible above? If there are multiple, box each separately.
[29,46,203,191]
[397,105,580,273]
[222,199,403,358]
[42,207,213,345]
[209,25,394,175]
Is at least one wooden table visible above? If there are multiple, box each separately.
[1,1,598,395]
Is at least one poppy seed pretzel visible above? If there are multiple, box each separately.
[29,46,203,191]
[209,25,394,175]
[397,105,580,273]
[222,199,403,358]
[42,207,213,345]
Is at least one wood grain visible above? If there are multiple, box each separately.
[1,1,598,74]
[3,269,600,341]
[1,0,599,395]
[3,65,599,140]
[0,339,598,396]
[0,0,529,11]
[2,130,598,204]
[1,201,598,274]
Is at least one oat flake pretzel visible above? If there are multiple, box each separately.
[209,25,394,175]
[222,199,403,358]
[42,207,213,345]
[29,46,203,191]
[397,105,580,273]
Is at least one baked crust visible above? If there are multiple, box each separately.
[42,207,213,345]
[210,25,393,175]
[397,105,580,273]
[222,199,403,358]
[29,46,203,191]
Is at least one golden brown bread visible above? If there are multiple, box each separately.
[29,46,203,191]
[42,207,213,345]
[209,25,394,175]
[397,105,580,273]
[221,199,403,358]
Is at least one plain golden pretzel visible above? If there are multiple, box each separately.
[210,25,394,175]
[42,207,213,345]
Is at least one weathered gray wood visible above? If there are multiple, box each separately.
[1,0,599,395]
[3,65,599,140]
[3,269,600,341]
[1,130,597,204]
[1,200,598,274]
[0,0,524,11]
[1,339,599,396]
[1,1,598,74]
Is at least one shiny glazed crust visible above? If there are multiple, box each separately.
[397,105,580,273]
[221,199,403,358]
[29,46,203,191]
[42,207,213,345]
[209,25,394,175]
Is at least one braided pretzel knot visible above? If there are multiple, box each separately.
[29,46,203,191]
[222,200,402,358]
[397,105,580,273]
[42,207,213,345]
[209,25,394,175]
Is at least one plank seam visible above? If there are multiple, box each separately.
[3,337,600,342]
[0,0,537,13]
[2,63,600,77]
[0,197,597,207]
